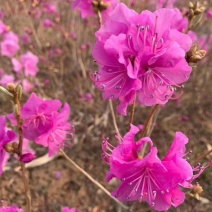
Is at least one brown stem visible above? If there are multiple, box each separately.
[129,96,136,127]
[21,1,42,50]
[97,10,102,27]
[13,86,32,212]
[140,104,161,157]
[60,149,128,210]
[109,100,120,135]
[20,162,31,212]
[193,149,212,164]
[140,104,160,138]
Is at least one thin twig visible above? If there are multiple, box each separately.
[129,96,137,127]
[20,162,31,212]
[140,104,160,138]
[60,149,128,210]
[109,100,120,135]
[140,104,161,157]
[193,149,212,164]
[78,52,87,78]
[97,10,102,27]
[21,1,42,50]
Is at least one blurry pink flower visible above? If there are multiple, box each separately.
[0,10,4,19]
[0,68,4,77]
[0,21,8,35]
[44,3,58,14]
[0,74,14,87]
[181,115,189,121]
[0,116,17,175]
[55,171,62,179]
[0,205,23,212]
[70,32,77,40]
[43,19,55,28]
[1,32,20,57]
[103,125,211,211]
[11,58,23,73]
[72,0,119,23]
[20,93,74,156]
[22,79,34,93]
[207,9,212,18]
[130,0,136,7]
[62,207,80,212]
[20,51,39,76]
[80,93,93,102]
[21,33,32,44]
[93,4,192,115]
[44,79,50,85]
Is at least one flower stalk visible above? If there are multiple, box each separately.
[1,84,32,212]
[60,149,128,210]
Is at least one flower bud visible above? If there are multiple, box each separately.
[0,86,14,98]
[186,44,206,63]
[20,153,36,163]
[15,84,23,100]
[4,143,14,153]
[6,83,15,93]
[189,50,206,63]
[190,184,203,200]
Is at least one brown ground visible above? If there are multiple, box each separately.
[0,1,212,212]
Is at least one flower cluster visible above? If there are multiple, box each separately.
[0,17,39,93]
[12,51,39,77]
[11,93,75,157]
[102,125,211,211]
[72,0,119,23]
[92,3,192,115]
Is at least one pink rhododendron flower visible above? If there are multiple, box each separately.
[11,58,22,73]
[43,19,55,28]
[55,171,62,179]
[72,0,119,23]
[1,32,20,57]
[20,51,39,76]
[0,116,17,175]
[0,205,23,212]
[19,93,74,156]
[103,125,211,211]
[0,68,4,77]
[0,74,14,87]
[0,21,8,35]
[0,10,4,19]
[207,9,212,18]
[92,4,192,115]
[44,3,58,14]
[21,33,32,44]
[22,79,34,93]
[62,207,80,212]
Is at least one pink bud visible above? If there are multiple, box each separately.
[20,153,36,163]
